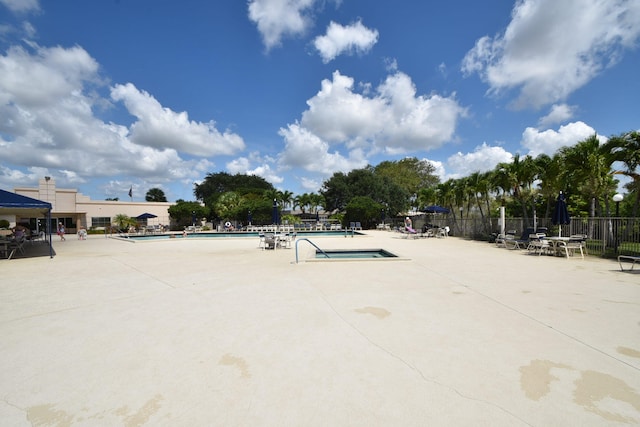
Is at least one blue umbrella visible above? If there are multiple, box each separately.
[136,213,157,220]
[551,192,570,236]
[422,205,450,214]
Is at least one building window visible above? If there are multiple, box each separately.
[91,217,111,228]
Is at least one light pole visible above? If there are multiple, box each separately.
[613,193,623,253]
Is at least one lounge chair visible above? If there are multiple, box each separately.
[504,234,526,250]
[402,226,418,239]
[527,234,550,256]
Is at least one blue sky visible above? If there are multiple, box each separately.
[1,0,638,202]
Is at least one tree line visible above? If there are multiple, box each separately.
[165,130,638,229]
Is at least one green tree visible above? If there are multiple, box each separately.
[168,200,209,228]
[374,157,439,202]
[320,166,409,215]
[280,190,294,211]
[113,214,137,231]
[145,188,167,202]
[195,172,274,211]
[215,192,243,220]
[308,193,325,213]
[344,196,383,229]
[294,193,313,214]
[559,134,617,217]
[606,130,640,217]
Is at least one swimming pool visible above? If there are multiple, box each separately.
[306,248,407,262]
[117,230,362,241]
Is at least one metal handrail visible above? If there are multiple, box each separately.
[295,238,330,264]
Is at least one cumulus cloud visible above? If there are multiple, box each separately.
[446,143,513,179]
[0,0,40,14]
[226,155,284,185]
[111,83,245,157]
[462,0,640,109]
[0,43,239,192]
[276,69,465,180]
[247,0,316,50]
[538,103,576,128]
[314,20,379,63]
[521,121,603,157]
[278,123,367,173]
[299,70,465,152]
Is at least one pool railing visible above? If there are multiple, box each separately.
[295,238,330,264]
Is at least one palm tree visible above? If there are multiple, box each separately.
[467,171,493,234]
[535,153,563,218]
[559,134,617,217]
[294,193,312,214]
[308,193,325,214]
[113,214,136,231]
[145,188,167,202]
[606,131,640,217]
[280,190,294,211]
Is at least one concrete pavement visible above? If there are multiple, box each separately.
[0,231,638,426]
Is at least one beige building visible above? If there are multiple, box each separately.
[11,178,174,233]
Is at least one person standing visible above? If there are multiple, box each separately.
[57,222,66,241]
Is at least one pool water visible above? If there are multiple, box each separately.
[315,249,398,259]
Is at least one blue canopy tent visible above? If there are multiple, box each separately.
[422,205,450,214]
[0,189,54,258]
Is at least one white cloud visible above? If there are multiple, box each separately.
[314,20,379,63]
[462,0,640,109]
[0,0,40,14]
[521,121,603,157]
[424,159,446,182]
[276,69,466,182]
[226,156,284,185]
[278,123,367,174]
[299,176,321,192]
[111,83,245,157]
[247,0,316,50]
[0,43,235,192]
[299,70,465,154]
[446,143,513,179]
[538,103,576,127]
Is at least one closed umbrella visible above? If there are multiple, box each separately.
[272,199,279,225]
[551,192,570,236]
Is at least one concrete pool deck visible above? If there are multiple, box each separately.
[0,231,638,426]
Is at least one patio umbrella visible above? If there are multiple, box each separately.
[271,199,279,225]
[136,213,157,220]
[551,192,570,236]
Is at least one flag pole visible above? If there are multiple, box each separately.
[128,186,133,202]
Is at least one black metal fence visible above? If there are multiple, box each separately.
[413,215,640,258]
